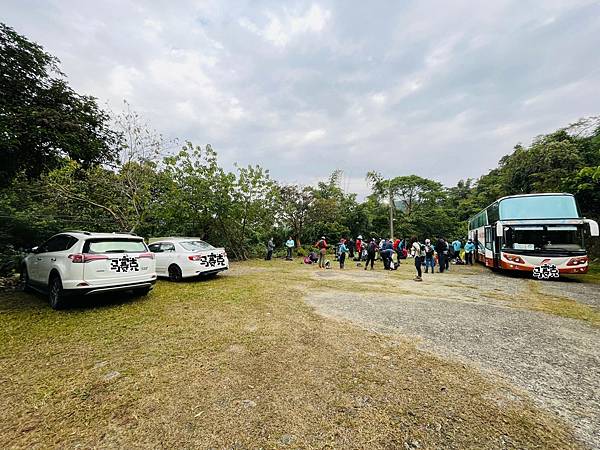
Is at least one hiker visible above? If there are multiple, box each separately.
[444,238,451,271]
[285,236,295,260]
[347,237,355,259]
[451,238,462,261]
[315,236,328,268]
[393,237,402,264]
[435,237,447,273]
[360,240,368,261]
[424,239,435,274]
[355,235,363,261]
[382,238,394,270]
[364,239,377,270]
[265,237,275,260]
[464,238,475,265]
[338,239,348,269]
[410,236,423,281]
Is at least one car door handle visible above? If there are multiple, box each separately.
[36,257,42,261]
[50,258,56,262]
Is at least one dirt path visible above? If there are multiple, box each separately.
[305,264,600,449]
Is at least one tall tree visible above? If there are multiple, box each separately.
[0,23,118,186]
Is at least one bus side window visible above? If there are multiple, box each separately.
[485,228,493,250]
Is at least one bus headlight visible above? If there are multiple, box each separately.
[502,253,525,264]
[567,256,588,266]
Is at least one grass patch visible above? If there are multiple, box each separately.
[520,281,600,326]
[581,261,600,284]
[0,260,581,448]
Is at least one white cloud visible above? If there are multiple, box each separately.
[239,4,331,47]
[2,0,600,192]
[303,128,326,143]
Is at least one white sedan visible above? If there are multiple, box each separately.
[148,237,229,281]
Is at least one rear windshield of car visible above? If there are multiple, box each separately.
[179,240,215,251]
[83,238,147,254]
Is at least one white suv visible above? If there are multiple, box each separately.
[22,231,157,309]
[148,237,229,281]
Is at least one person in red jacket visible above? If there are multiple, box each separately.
[355,235,363,260]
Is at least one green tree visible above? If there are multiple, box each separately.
[0,23,118,186]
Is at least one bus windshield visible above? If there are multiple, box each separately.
[504,225,584,252]
[499,195,579,220]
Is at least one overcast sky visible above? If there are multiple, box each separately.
[3,0,600,197]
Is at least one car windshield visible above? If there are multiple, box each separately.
[504,225,584,252]
[84,238,147,253]
[179,240,215,251]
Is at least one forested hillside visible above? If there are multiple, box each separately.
[1,23,599,273]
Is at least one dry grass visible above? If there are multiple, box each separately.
[0,260,581,449]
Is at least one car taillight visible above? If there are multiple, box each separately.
[139,252,154,260]
[69,254,84,263]
[567,256,588,266]
[188,255,202,261]
[503,253,525,264]
[68,254,109,263]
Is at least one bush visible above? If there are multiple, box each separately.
[0,246,25,277]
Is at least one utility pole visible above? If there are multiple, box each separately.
[388,179,394,239]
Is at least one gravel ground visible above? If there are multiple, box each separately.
[306,266,600,449]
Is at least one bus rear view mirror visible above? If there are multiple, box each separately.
[585,219,599,236]
[496,222,503,237]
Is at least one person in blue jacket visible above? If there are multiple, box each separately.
[451,238,462,260]
[338,239,348,269]
[464,238,475,265]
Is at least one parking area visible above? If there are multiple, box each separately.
[306,263,600,449]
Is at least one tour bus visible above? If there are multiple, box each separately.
[467,193,598,274]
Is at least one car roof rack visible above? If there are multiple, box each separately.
[66,230,92,235]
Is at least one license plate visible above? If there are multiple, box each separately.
[110,256,140,273]
[199,253,226,268]
[533,264,559,279]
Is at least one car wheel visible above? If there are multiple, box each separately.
[49,275,65,310]
[168,264,182,282]
[21,266,33,293]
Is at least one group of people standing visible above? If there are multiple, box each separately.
[265,236,295,261]
[331,236,411,270]
[410,237,476,281]
[265,234,477,279]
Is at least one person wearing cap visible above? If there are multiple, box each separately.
[451,238,462,260]
[315,236,328,268]
[464,238,475,265]
[424,239,435,273]
[355,235,363,261]
[410,236,424,281]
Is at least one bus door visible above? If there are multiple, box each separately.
[484,226,499,268]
